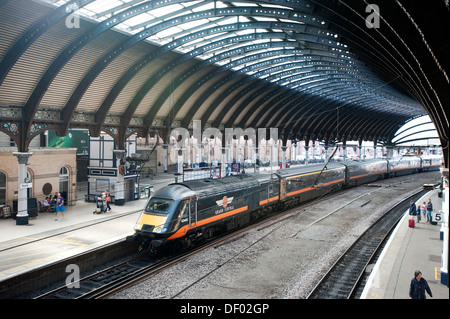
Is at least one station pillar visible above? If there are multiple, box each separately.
[254,148,259,173]
[162,144,168,173]
[304,145,309,165]
[386,146,394,159]
[177,148,184,182]
[113,150,126,205]
[281,146,287,169]
[13,152,33,225]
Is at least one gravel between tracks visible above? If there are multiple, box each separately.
[110,171,441,299]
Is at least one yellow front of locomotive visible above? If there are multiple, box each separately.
[132,184,195,247]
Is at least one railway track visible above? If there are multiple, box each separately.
[306,188,429,299]
[34,188,341,299]
[34,241,220,299]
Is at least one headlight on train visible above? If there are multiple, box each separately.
[134,223,141,230]
[154,226,168,233]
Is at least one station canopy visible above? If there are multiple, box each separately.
[0,0,448,164]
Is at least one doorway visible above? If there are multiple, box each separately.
[59,166,69,204]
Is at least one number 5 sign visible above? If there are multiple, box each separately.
[432,210,445,223]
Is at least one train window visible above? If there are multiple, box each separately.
[145,197,173,215]
[180,200,188,218]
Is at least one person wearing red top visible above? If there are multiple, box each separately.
[105,189,111,211]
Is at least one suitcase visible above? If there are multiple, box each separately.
[408,218,415,228]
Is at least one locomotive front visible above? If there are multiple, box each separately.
[132,184,196,248]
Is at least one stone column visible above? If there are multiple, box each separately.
[324,145,329,161]
[281,146,287,169]
[13,152,33,225]
[222,148,228,176]
[386,146,394,159]
[113,149,126,206]
[304,145,310,165]
[162,144,168,173]
[373,141,378,159]
[177,148,184,182]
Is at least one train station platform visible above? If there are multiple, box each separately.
[362,189,449,299]
[0,173,175,285]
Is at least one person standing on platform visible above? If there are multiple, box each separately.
[416,204,421,223]
[409,201,416,217]
[105,189,111,211]
[55,193,65,221]
[426,198,433,223]
[409,270,432,299]
[421,201,427,222]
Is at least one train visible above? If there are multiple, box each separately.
[129,155,441,251]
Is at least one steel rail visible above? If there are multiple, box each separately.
[305,187,434,299]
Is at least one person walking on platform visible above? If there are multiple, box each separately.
[426,198,433,223]
[105,189,111,211]
[409,270,432,299]
[55,193,65,221]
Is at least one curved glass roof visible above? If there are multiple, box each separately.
[41,0,421,115]
[392,115,441,147]
[3,0,446,159]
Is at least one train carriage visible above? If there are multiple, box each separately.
[253,173,280,208]
[421,156,442,172]
[275,163,347,203]
[388,156,422,176]
[343,159,388,185]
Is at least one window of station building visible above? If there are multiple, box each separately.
[0,172,6,205]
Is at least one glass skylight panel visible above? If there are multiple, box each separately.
[192,0,229,11]
[153,26,184,42]
[84,0,122,14]
[252,16,280,22]
[121,12,155,30]
[54,0,70,5]
[231,2,259,7]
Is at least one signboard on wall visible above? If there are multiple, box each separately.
[47,129,89,155]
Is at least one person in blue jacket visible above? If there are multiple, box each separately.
[426,198,433,223]
[409,270,432,299]
[409,201,417,216]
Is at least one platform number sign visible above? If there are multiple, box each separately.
[432,211,445,223]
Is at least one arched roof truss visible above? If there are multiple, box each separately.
[0,0,447,165]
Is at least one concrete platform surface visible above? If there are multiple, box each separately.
[362,189,448,299]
